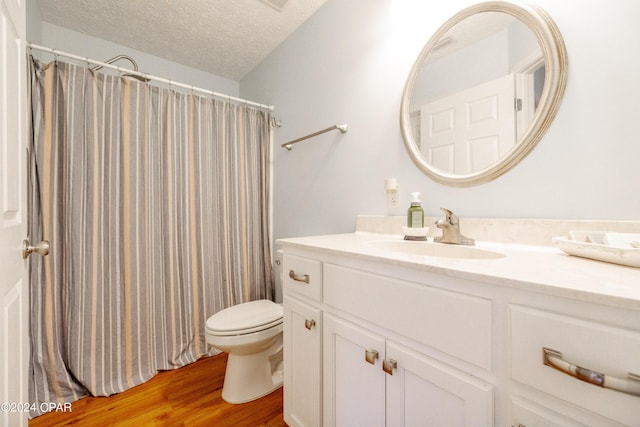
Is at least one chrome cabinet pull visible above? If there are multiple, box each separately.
[383,358,397,375]
[304,319,316,330]
[23,239,50,259]
[543,347,640,396]
[365,349,379,365]
[289,270,310,284]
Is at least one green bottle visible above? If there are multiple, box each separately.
[407,192,424,228]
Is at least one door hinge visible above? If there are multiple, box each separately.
[514,98,523,112]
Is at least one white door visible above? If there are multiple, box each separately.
[386,341,494,427]
[0,0,29,425]
[323,314,386,427]
[420,74,517,174]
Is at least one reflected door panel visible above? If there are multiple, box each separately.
[420,73,516,174]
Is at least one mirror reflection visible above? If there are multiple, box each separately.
[400,2,567,186]
[408,12,544,175]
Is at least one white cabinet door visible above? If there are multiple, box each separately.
[323,314,386,427]
[283,296,322,427]
[386,341,494,427]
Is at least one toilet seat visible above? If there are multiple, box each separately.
[206,300,283,336]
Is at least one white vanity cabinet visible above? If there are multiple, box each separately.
[280,236,640,427]
[322,262,494,427]
[282,247,494,426]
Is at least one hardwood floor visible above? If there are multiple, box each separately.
[29,353,286,427]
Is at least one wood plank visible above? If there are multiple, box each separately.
[29,353,286,426]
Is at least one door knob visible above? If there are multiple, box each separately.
[22,239,50,259]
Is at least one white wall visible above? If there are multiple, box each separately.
[26,0,42,43]
[241,0,640,243]
[31,22,239,97]
[411,30,509,109]
[28,0,640,243]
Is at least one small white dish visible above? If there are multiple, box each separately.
[568,230,605,244]
[402,226,429,238]
[552,235,640,268]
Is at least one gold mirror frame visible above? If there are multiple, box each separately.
[400,1,568,187]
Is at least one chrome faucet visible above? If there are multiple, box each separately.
[434,208,475,246]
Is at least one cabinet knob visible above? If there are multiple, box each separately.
[304,319,316,330]
[383,358,397,375]
[365,349,379,365]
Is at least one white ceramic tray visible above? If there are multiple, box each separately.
[552,233,640,268]
[402,226,429,238]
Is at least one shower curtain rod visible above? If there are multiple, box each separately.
[27,43,275,112]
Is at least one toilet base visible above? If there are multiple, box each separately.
[221,337,284,404]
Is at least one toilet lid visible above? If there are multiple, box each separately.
[206,300,283,333]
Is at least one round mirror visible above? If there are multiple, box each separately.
[400,1,568,186]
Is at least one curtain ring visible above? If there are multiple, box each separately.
[270,117,282,128]
[117,66,125,84]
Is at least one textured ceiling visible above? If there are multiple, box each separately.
[36,0,327,80]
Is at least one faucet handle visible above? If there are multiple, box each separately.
[439,207,459,224]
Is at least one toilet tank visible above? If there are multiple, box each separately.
[273,249,283,303]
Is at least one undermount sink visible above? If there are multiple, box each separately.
[366,240,505,260]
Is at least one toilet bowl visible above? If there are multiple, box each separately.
[205,299,284,404]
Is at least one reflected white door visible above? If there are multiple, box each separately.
[1,0,29,424]
[420,74,517,174]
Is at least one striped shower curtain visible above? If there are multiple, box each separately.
[27,58,273,417]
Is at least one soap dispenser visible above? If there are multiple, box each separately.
[407,192,424,228]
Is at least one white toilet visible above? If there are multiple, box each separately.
[205,299,284,404]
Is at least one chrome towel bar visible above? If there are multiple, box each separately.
[282,124,348,150]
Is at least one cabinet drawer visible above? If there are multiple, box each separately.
[510,396,585,427]
[283,254,322,301]
[324,263,492,370]
[510,305,640,426]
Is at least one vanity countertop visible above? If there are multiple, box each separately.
[277,232,640,309]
